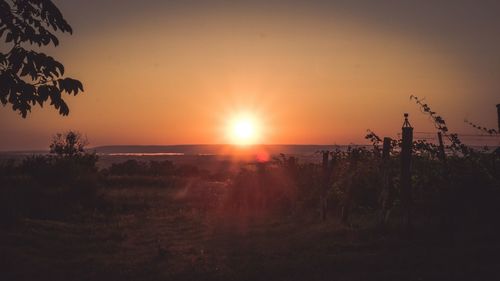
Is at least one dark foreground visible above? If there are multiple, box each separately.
[2,184,499,281]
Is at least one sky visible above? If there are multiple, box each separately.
[1,0,500,150]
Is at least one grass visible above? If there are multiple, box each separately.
[2,181,500,281]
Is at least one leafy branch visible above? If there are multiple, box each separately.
[0,0,83,117]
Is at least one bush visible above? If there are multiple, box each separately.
[0,131,101,223]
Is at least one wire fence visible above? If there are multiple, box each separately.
[403,131,500,147]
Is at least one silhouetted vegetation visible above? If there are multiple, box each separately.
[0,131,99,223]
[0,0,83,117]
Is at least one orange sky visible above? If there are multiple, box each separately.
[1,0,499,150]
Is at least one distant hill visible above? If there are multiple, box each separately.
[90,144,354,155]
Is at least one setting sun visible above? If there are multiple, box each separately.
[229,115,260,145]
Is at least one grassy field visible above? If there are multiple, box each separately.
[2,179,500,281]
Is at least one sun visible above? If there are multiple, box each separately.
[228,115,260,145]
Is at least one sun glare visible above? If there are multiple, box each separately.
[229,115,260,145]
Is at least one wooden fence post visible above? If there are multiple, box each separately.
[320,151,329,221]
[382,137,391,160]
[257,161,266,210]
[436,131,451,229]
[401,113,413,231]
[437,132,446,163]
[379,137,393,226]
[496,104,500,132]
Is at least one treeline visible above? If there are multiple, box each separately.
[0,132,221,225]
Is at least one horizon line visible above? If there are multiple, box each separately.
[0,143,370,153]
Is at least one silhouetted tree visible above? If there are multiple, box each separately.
[49,131,87,157]
[0,0,83,117]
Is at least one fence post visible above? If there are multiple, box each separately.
[437,132,446,163]
[401,113,413,231]
[257,161,266,210]
[320,151,329,221]
[436,130,452,229]
[382,137,391,160]
[496,104,500,132]
[379,137,392,226]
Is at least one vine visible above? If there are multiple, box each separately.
[464,119,498,135]
[409,95,473,156]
